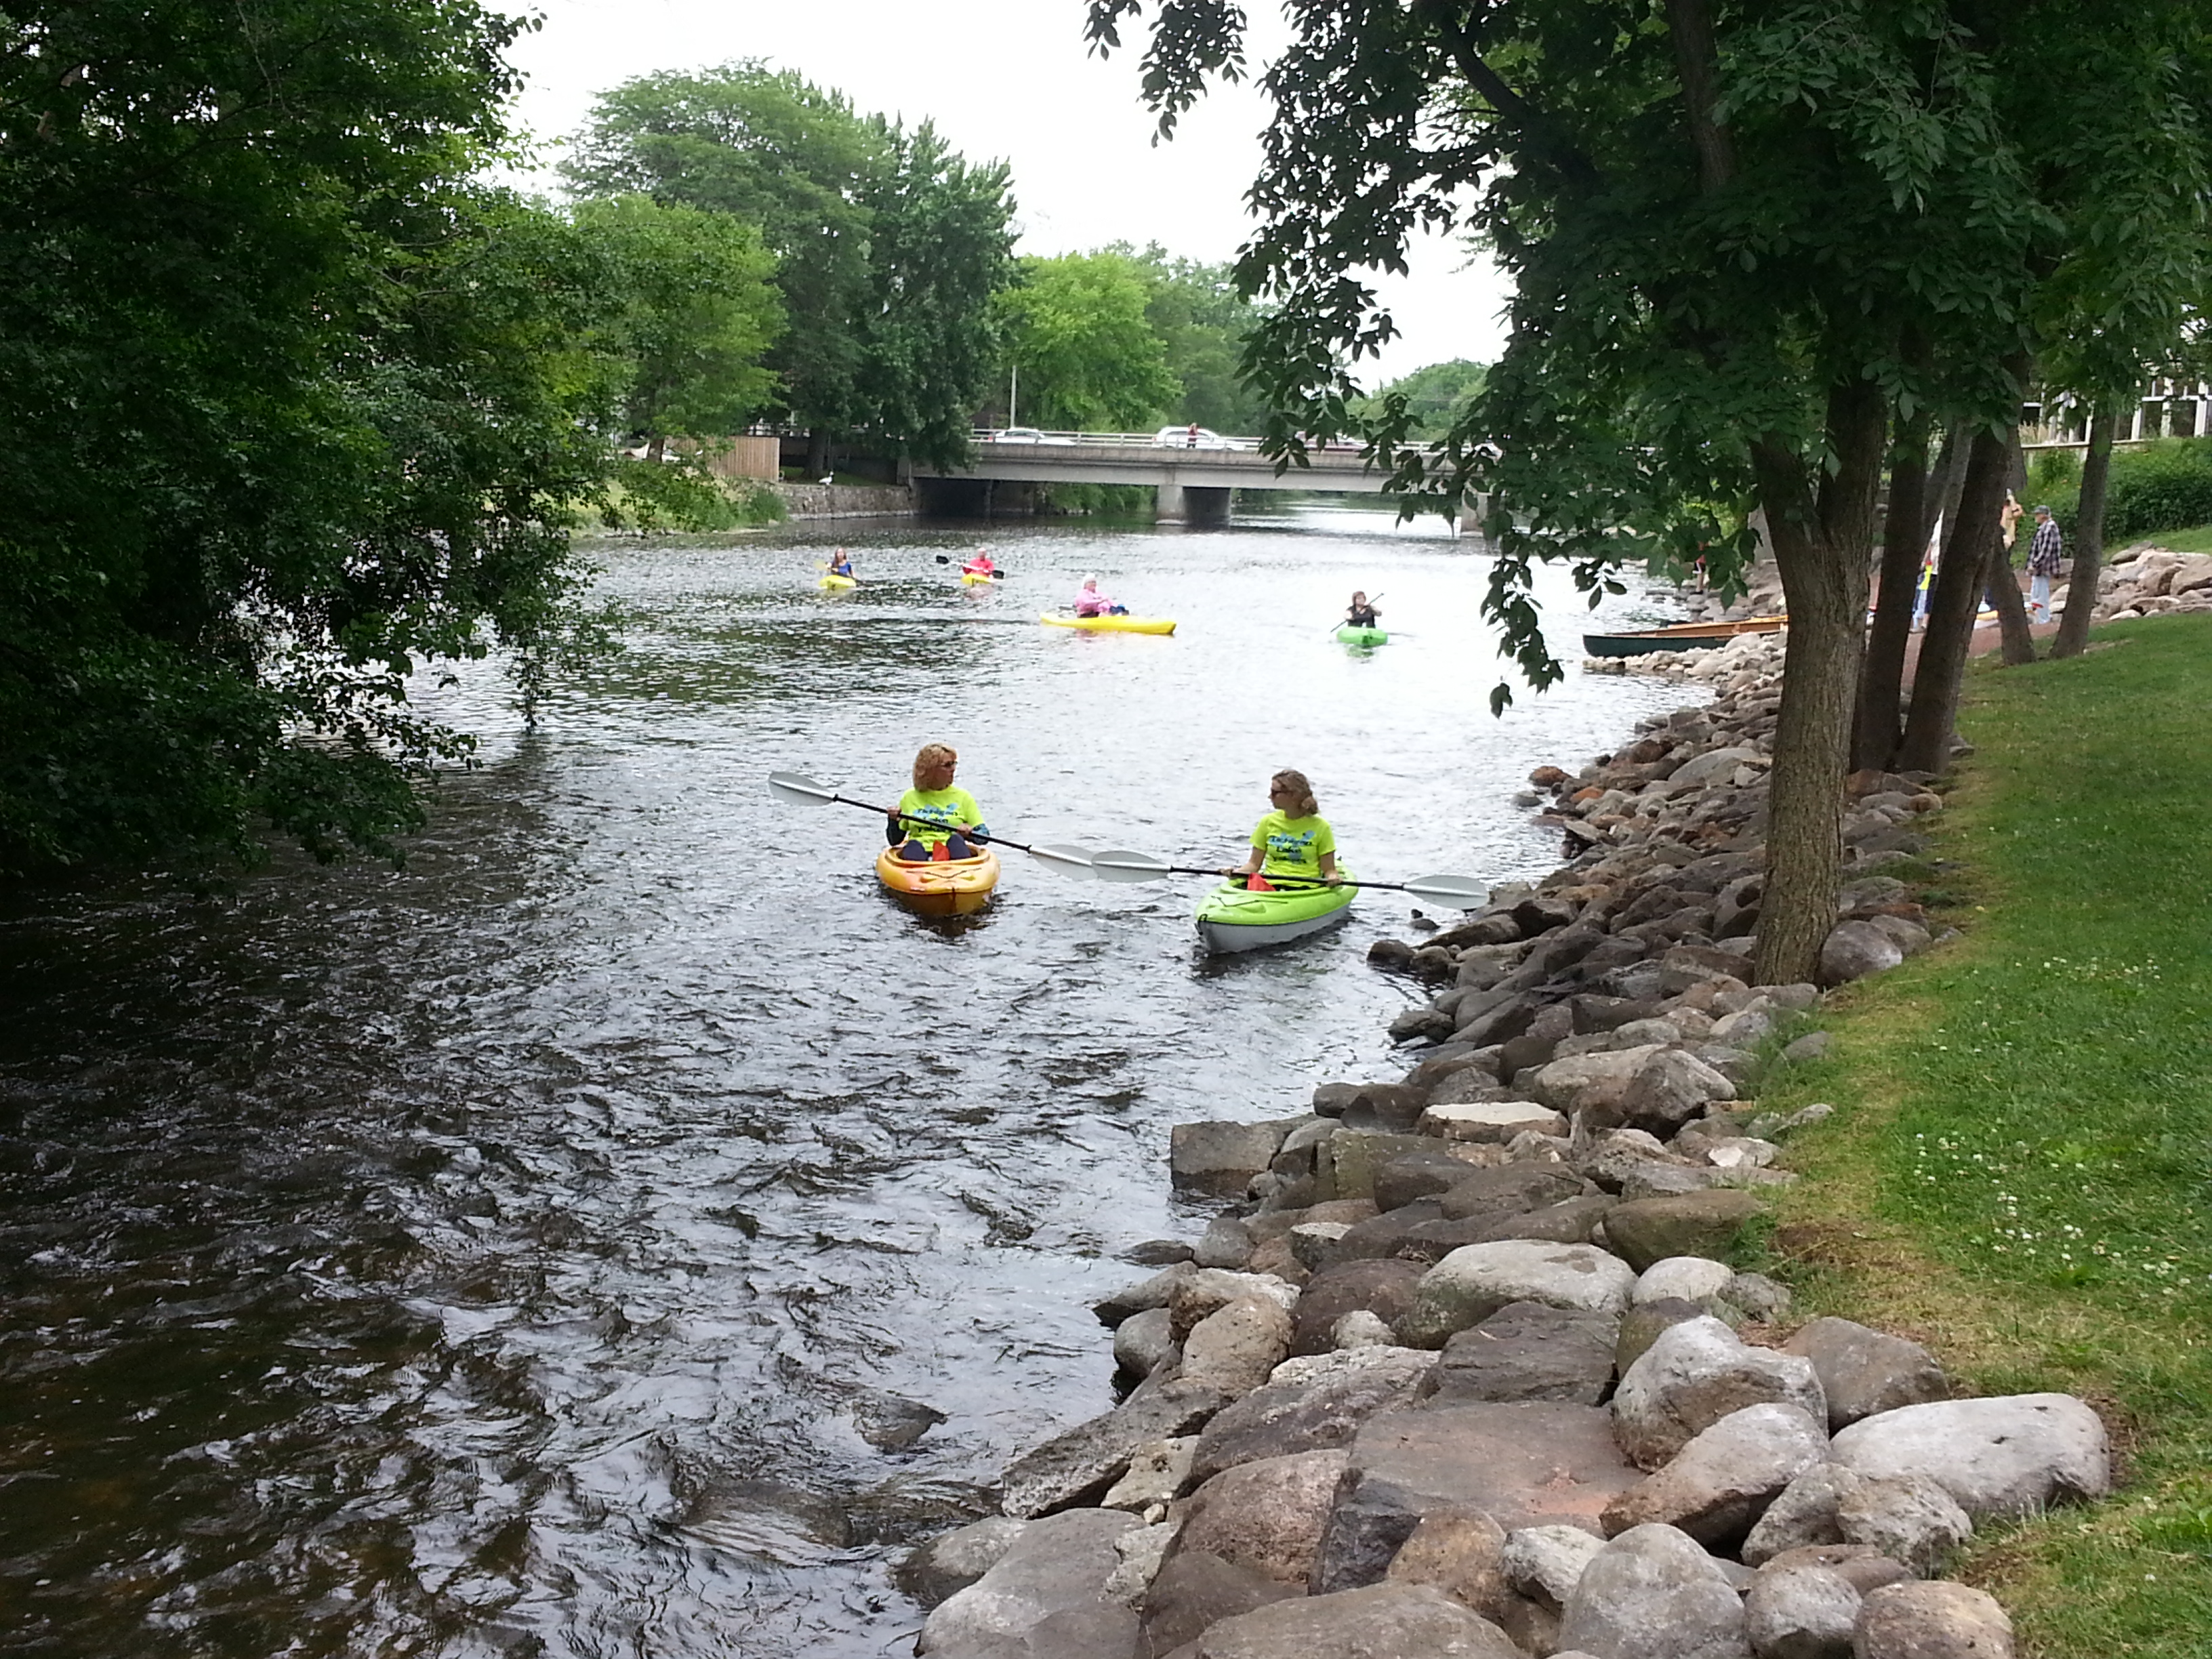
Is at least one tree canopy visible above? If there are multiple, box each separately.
[1358,359,1488,440]
[994,251,1181,431]
[1086,0,2212,983]
[0,0,639,874]
[565,62,1017,470]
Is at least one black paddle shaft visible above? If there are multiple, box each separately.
[811,787,1045,857]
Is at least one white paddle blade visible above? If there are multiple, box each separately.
[1399,874,1490,909]
[766,771,840,806]
[1088,849,1175,883]
[1027,844,1099,879]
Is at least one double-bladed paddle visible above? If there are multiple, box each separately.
[935,554,1005,577]
[1086,849,1488,909]
[766,772,1093,875]
[1329,592,1385,638]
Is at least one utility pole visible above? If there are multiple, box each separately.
[1008,363,1019,429]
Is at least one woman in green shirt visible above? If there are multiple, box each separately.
[1223,769,1339,890]
[888,743,989,861]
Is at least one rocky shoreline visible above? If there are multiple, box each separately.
[897,633,2103,1659]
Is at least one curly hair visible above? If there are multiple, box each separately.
[913,743,958,787]
[1271,769,1319,818]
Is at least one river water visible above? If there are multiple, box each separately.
[0,506,1692,1658]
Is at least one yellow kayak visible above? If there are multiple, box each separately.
[874,846,1000,918]
[961,569,1001,586]
[1040,613,1176,636]
[819,571,857,590]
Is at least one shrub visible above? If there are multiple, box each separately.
[2051,436,2212,544]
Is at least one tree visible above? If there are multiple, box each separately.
[854,123,1018,470]
[1115,246,1273,432]
[1086,0,2207,985]
[994,251,1179,432]
[1359,359,1488,440]
[573,195,782,460]
[0,0,623,874]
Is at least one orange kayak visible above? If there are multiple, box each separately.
[874,846,1001,918]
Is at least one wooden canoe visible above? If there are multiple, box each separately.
[1582,615,1786,658]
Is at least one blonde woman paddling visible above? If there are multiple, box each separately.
[888,743,989,862]
[1223,769,1338,891]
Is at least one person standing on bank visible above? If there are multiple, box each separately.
[2028,504,2064,622]
[1223,769,1338,891]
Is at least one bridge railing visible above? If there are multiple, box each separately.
[970,428,1389,456]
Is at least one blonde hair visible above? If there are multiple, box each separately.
[913,743,958,787]
[1271,769,1319,818]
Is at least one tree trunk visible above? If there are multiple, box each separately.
[807,428,832,478]
[1985,426,2038,664]
[1748,376,1887,987]
[1897,425,2011,772]
[1853,407,1936,771]
[2051,403,2118,659]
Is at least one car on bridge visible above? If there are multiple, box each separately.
[987,427,1074,445]
[1152,425,1237,451]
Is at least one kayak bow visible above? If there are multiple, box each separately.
[1194,872,1359,953]
[874,845,1001,918]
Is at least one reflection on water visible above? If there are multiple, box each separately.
[0,504,1693,1656]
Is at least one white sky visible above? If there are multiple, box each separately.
[495,0,1511,388]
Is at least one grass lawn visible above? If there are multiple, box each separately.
[1748,614,2212,1656]
[2131,523,2212,555]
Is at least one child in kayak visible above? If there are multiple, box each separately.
[1223,769,1339,890]
[1345,592,1380,628]
[1074,575,1128,617]
[888,743,989,861]
[827,550,855,578]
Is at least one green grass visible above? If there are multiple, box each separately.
[1746,615,2212,1657]
[2133,523,2212,555]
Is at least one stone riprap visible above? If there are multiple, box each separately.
[899,638,2107,1658]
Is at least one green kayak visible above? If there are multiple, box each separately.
[1336,624,1388,647]
[1195,871,1359,953]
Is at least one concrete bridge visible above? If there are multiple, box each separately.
[909,430,1460,526]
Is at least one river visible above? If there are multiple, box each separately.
[0,504,1694,1658]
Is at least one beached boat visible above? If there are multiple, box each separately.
[1582,615,1786,657]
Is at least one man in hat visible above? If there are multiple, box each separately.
[2027,504,2064,623]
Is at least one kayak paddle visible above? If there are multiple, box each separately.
[935,554,1005,576]
[1086,848,1489,909]
[766,771,1094,876]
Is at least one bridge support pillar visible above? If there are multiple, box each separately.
[1154,474,1185,522]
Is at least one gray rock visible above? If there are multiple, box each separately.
[1377,1149,1494,1212]
[1601,1403,1828,1549]
[1094,1262,1194,1328]
[1420,1099,1570,1142]
[1720,1272,1794,1324]
[1000,1382,1229,1518]
[1425,1299,1620,1406]
[918,1507,1141,1654]
[1127,1239,1195,1266]
[1603,1191,1767,1272]
[1113,1307,1178,1380]
[1744,1565,1860,1659]
[1183,1582,1521,1659]
[1782,1319,1950,1430]
[1746,1103,1835,1141]
[1437,1162,1591,1224]
[1620,1049,1740,1134]
[1383,1506,1513,1620]
[1817,922,1904,988]
[1612,1316,1828,1470]
[1400,1240,1638,1348]
[1187,1347,1435,1486]
[1103,1519,1179,1604]
[1172,1121,1294,1196]
[1558,1522,1752,1659]
[1501,1523,1609,1608]
[1635,1256,1738,1307]
[1019,1601,1143,1658]
[1836,1473,1973,1576]
[1616,1298,1711,1376]
[1761,1544,1912,1597]
[1742,1465,1860,1565]
[1333,1310,1395,1348]
[900,1516,1029,1610]
[1167,1270,1300,1343]
[1194,1216,1254,1270]
[1179,1296,1294,1399]
[1175,1449,1349,1589]
[1329,1082,1433,1134]
[1780,1031,1832,1065]
[1530,1045,1670,1116]
[1138,1551,1296,1656]
[1101,1437,1197,1512]
[1287,1221,1353,1271]
[1671,746,1763,786]
[1475,1193,1616,1245]
[1291,1258,1427,1357]
[1828,1394,2110,1519]
[1321,1130,1440,1204]
[1852,1580,2014,1659]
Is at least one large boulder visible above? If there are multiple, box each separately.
[1422,1099,1570,1142]
[1290,1258,1427,1356]
[1742,1465,1860,1565]
[1384,1507,1514,1621]
[1322,1130,1440,1204]
[918,1507,1140,1654]
[1837,1472,1973,1576]
[1744,1565,1861,1659]
[1600,1403,1828,1549]
[1113,1307,1177,1380]
[1172,1120,1294,1196]
[1187,1347,1435,1485]
[1782,1318,1949,1429]
[1501,1523,1609,1609]
[1612,1316,1827,1470]
[1602,1191,1767,1273]
[1173,1449,1349,1589]
[1437,1162,1591,1224]
[1425,1300,1620,1406]
[1529,1046,1669,1116]
[1618,1049,1739,1136]
[1101,1437,1197,1512]
[1000,1381,1228,1518]
[1557,1523,1752,1659]
[899,1516,1028,1610]
[1182,1582,1521,1659]
[1399,1241,1638,1348]
[1138,1552,1296,1657]
[1852,1580,2014,1659]
[1817,922,1904,988]
[1179,1296,1294,1398]
[1168,1270,1300,1342]
[1827,1394,2110,1519]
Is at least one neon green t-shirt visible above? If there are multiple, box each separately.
[1250,810,1334,879]
[897,785,983,848]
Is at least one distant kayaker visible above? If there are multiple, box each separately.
[1345,591,1380,628]
[827,550,855,578]
[1074,575,1128,617]
[1222,769,1339,890]
[962,548,996,577]
[888,743,989,862]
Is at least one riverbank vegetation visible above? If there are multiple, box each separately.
[1748,615,2212,1656]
